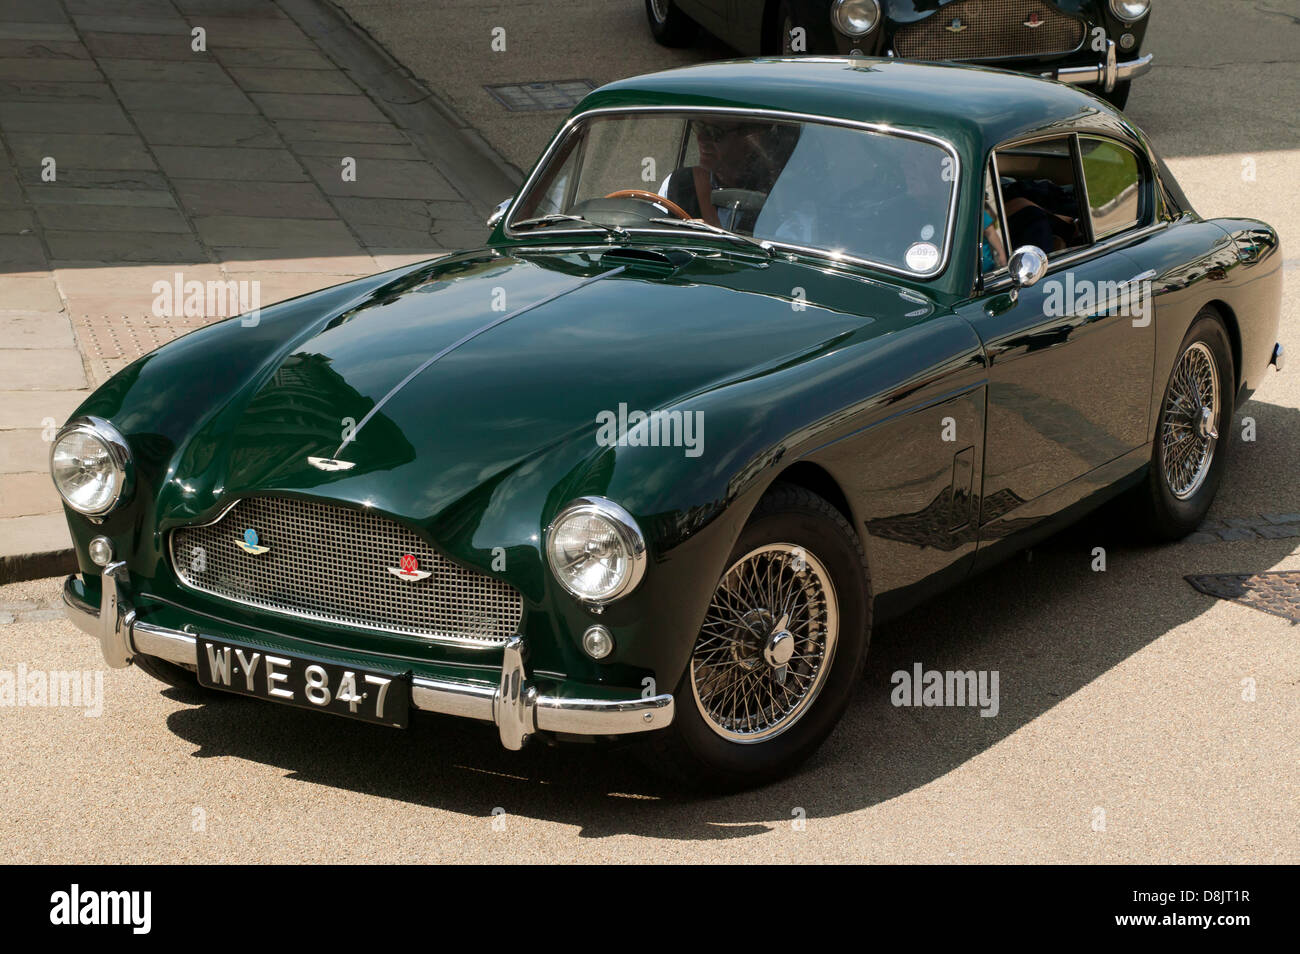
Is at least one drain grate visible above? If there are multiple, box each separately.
[484,79,595,111]
[1185,571,1300,624]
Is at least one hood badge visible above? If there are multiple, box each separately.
[308,456,356,472]
[389,553,431,582]
[945,17,968,33]
[236,528,270,555]
[1023,13,1043,28]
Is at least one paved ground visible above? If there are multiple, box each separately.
[0,0,515,577]
[3,523,1297,864]
[0,1,1296,862]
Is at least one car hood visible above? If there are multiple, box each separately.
[162,247,932,531]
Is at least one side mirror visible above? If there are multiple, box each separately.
[1008,245,1049,289]
[486,197,512,228]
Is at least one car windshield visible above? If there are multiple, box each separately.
[509,110,958,276]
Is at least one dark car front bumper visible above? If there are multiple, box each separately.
[1043,44,1152,92]
[63,565,674,748]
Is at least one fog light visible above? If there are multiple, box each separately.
[1120,32,1136,49]
[88,536,114,566]
[582,625,614,660]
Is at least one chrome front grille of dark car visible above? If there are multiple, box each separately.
[894,0,1086,61]
[170,497,523,646]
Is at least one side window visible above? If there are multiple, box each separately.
[981,163,1008,274]
[1079,136,1145,239]
[992,136,1087,259]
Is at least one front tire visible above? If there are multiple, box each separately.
[1134,310,1235,540]
[647,484,871,789]
[645,0,697,47]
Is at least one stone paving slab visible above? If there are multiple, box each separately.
[0,428,53,473]
[0,0,514,579]
[0,313,77,349]
[0,390,84,431]
[6,132,158,171]
[0,274,62,311]
[0,349,85,390]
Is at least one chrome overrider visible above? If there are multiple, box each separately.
[62,570,674,749]
[1045,40,1153,94]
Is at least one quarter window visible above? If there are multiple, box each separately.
[1079,136,1145,239]
[991,136,1088,259]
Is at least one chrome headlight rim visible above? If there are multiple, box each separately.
[545,496,647,605]
[49,415,132,517]
[831,0,882,37]
[1109,0,1151,22]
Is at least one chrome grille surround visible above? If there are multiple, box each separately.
[170,497,523,647]
[894,0,1086,61]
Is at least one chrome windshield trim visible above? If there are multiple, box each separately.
[503,104,964,281]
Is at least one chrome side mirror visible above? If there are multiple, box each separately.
[1008,245,1049,289]
[486,197,513,228]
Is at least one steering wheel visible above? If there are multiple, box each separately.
[604,189,692,220]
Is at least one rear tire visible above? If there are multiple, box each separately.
[1133,310,1235,540]
[644,484,871,790]
[645,0,697,46]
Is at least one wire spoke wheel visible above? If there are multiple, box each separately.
[690,543,838,743]
[650,0,669,22]
[1160,341,1220,500]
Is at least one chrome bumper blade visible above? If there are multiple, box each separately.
[63,574,674,746]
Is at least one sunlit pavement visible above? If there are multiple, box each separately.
[0,0,1295,862]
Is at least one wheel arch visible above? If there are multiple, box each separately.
[766,460,857,534]
[1202,298,1243,398]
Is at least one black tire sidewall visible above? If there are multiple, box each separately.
[668,489,871,784]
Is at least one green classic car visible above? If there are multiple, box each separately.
[646,0,1154,108]
[56,59,1282,788]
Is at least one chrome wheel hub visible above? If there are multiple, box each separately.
[1161,341,1220,500]
[690,543,839,743]
[651,0,669,22]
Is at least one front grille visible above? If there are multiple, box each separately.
[894,0,1085,61]
[171,497,523,646]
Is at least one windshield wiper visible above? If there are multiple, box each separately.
[512,213,628,241]
[647,217,775,257]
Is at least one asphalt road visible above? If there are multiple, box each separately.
[1,1,1297,863]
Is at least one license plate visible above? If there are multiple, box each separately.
[194,635,410,728]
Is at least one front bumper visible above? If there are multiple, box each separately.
[1044,42,1153,93]
[63,566,674,749]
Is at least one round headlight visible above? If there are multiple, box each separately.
[1109,0,1150,21]
[546,497,646,603]
[832,0,881,36]
[50,417,131,516]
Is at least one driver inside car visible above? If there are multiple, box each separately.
[657,119,796,231]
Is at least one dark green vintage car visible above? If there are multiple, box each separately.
[56,59,1282,787]
[647,0,1154,107]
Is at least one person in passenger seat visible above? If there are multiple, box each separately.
[1002,177,1083,253]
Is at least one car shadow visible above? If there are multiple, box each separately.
[162,396,1299,840]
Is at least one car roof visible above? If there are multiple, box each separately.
[579,57,1137,157]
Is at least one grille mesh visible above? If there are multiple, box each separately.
[894,0,1085,60]
[171,497,523,646]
